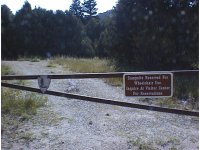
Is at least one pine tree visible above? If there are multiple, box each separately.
[1,5,14,58]
[69,0,83,19]
[13,1,33,56]
[82,0,98,19]
[111,0,198,70]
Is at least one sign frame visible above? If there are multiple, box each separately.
[123,72,173,98]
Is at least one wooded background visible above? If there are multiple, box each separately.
[1,0,199,70]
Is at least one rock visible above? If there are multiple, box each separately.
[105,113,110,116]
[88,121,93,125]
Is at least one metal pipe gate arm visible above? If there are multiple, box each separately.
[1,82,198,117]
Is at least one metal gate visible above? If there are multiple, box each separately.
[1,70,199,117]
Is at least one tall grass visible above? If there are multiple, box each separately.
[49,57,123,86]
[50,57,116,73]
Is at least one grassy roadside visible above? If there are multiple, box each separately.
[1,64,47,138]
[48,57,123,86]
[48,57,115,73]
[1,64,15,75]
[17,56,42,62]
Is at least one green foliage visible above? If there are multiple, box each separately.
[12,1,33,57]
[2,2,85,59]
[1,5,14,58]
[82,0,98,19]
[83,18,104,55]
[70,0,83,19]
[110,0,198,71]
[85,18,103,43]
[96,10,115,57]
[81,36,95,57]
[97,27,114,57]
[1,5,13,27]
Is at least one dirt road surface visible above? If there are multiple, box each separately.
[1,60,199,150]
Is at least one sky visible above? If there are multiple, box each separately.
[1,0,118,14]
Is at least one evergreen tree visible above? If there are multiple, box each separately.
[1,1,86,58]
[110,0,198,70]
[1,5,14,58]
[31,7,50,56]
[85,18,103,42]
[82,0,98,19]
[69,0,83,19]
[13,1,33,56]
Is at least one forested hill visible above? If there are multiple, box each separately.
[1,0,199,70]
[98,10,113,20]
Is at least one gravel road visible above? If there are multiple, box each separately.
[1,60,199,150]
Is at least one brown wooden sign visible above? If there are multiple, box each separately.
[124,73,173,97]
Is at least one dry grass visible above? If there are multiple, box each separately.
[50,57,115,73]
[1,64,15,75]
[17,56,41,62]
[2,88,47,119]
[155,98,179,109]
[49,57,123,86]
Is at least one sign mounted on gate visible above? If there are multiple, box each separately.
[124,73,173,98]
[38,75,51,94]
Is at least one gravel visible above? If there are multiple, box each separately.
[1,60,199,150]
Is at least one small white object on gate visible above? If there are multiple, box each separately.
[38,75,51,93]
